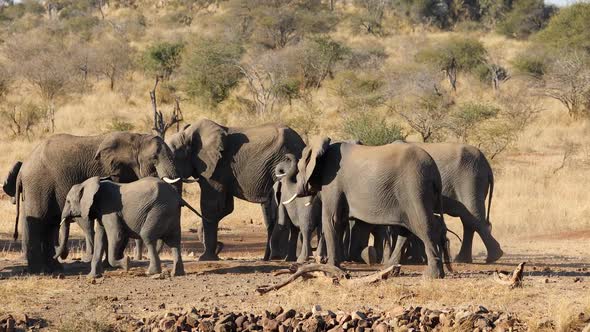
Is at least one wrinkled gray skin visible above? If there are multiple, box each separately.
[59,177,186,278]
[271,156,325,263]
[166,119,305,261]
[406,142,501,264]
[290,138,451,278]
[16,132,179,273]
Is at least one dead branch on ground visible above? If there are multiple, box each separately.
[257,263,401,294]
[493,262,525,289]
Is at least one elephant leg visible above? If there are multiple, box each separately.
[88,226,106,278]
[373,227,385,263]
[104,221,129,271]
[388,234,407,266]
[322,203,345,267]
[297,226,313,263]
[163,231,184,277]
[456,198,503,263]
[45,223,62,272]
[348,221,371,263]
[24,216,44,274]
[143,239,161,275]
[381,226,395,264]
[261,201,275,261]
[285,225,299,262]
[199,189,233,261]
[134,239,143,261]
[409,214,444,279]
[78,218,95,263]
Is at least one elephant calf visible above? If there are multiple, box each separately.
[59,176,192,278]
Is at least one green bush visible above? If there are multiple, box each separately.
[141,42,184,80]
[448,102,500,141]
[496,0,555,39]
[511,52,548,78]
[416,37,487,73]
[181,37,244,105]
[299,36,348,89]
[343,113,406,146]
[535,3,590,52]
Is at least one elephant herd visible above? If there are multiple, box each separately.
[2,118,503,279]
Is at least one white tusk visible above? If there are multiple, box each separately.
[282,193,298,205]
[304,202,311,207]
[162,177,182,184]
[275,173,287,178]
[60,218,67,226]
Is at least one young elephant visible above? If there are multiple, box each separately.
[59,177,191,278]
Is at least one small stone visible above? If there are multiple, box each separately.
[312,305,322,316]
[262,318,279,331]
[158,303,166,309]
[272,305,284,316]
[352,311,367,321]
[373,323,389,332]
[277,309,296,323]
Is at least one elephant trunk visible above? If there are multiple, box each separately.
[54,218,70,260]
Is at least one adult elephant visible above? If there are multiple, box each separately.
[165,119,305,261]
[281,137,451,278]
[15,132,181,273]
[411,142,502,263]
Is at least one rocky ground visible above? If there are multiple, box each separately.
[1,221,590,331]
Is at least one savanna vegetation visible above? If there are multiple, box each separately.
[1,0,590,329]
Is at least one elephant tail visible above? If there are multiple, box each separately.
[13,174,22,241]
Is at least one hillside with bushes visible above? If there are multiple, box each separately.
[1,0,590,235]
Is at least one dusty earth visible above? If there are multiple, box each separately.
[0,216,589,331]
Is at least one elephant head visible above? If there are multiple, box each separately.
[55,177,101,259]
[289,137,331,200]
[165,119,226,180]
[95,132,180,183]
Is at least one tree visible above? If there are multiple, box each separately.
[535,2,590,53]
[447,102,499,142]
[342,112,406,146]
[416,37,487,91]
[92,34,134,90]
[540,51,590,118]
[0,102,45,137]
[0,63,12,100]
[352,0,387,35]
[298,36,347,89]
[385,64,453,142]
[141,41,184,80]
[181,36,244,105]
[497,0,555,39]
[4,31,77,132]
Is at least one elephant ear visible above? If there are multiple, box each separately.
[301,137,331,186]
[189,119,226,179]
[94,133,135,175]
[80,177,101,221]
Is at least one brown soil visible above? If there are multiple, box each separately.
[0,223,589,331]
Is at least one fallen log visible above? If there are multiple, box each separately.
[257,263,401,294]
[493,262,525,288]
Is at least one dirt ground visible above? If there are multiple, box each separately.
[0,211,589,332]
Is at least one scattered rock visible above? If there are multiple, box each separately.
[125,304,527,332]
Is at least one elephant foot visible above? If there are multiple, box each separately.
[172,265,185,277]
[47,259,64,273]
[198,253,220,261]
[486,248,504,263]
[453,252,473,264]
[424,264,444,279]
[121,256,130,271]
[146,265,162,276]
[82,253,93,263]
[102,259,113,269]
[87,271,102,279]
